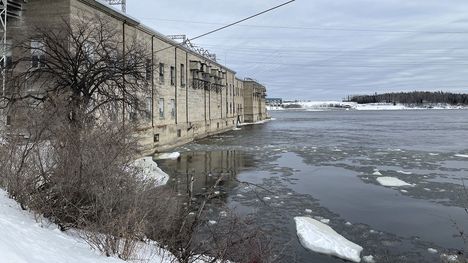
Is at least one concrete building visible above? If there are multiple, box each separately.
[0,0,267,153]
[242,78,267,123]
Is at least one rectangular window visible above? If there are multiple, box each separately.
[159,98,165,118]
[146,97,152,119]
[146,59,152,81]
[154,134,160,143]
[31,40,46,69]
[6,115,11,126]
[170,99,176,118]
[83,41,95,65]
[180,64,185,87]
[170,66,175,86]
[159,63,165,84]
[177,129,181,137]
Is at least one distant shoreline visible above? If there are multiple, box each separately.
[267,102,468,111]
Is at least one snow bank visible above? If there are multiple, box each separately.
[132,157,169,186]
[156,152,181,160]
[294,217,363,263]
[0,189,174,263]
[282,101,468,111]
[376,177,412,187]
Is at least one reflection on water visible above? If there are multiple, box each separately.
[159,150,253,197]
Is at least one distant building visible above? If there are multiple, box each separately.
[242,78,267,123]
[266,98,283,107]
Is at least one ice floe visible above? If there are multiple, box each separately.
[427,248,438,254]
[397,170,412,175]
[155,152,181,160]
[454,154,468,158]
[372,170,383,176]
[294,217,363,263]
[376,177,412,187]
[362,255,376,263]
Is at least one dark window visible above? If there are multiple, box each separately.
[177,129,181,137]
[159,63,165,83]
[146,59,152,81]
[180,64,185,86]
[154,134,160,143]
[6,115,11,126]
[217,123,219,129]
[170,66,175,86]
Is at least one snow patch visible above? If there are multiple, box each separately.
[155,152,181,160]
[0,189,174,263]
[132,157,169,186]
[376,177,412,187]
[294,217,363,263]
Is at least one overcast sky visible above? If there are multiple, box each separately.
[125,0,468,100]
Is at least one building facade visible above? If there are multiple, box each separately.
[1,0,268,153]
[242,78,267,123]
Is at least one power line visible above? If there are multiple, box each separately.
[142,17,468,34]
[153,0,295,54]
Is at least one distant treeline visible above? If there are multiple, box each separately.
[348,91,468,105]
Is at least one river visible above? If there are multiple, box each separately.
[158,110,468,262]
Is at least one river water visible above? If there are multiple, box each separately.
[158,110,468,263]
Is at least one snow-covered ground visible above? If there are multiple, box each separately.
[0,189,175,263]
[294,217,363,263]
[268,101,468,111]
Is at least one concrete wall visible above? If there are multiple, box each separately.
[3,0,267,153]
[243,79,267,123]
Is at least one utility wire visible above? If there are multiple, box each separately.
[153,0,295,54]
[142,17,468,34]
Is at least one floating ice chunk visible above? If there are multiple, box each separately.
[320,219,330,224]
[424,188,431,192]
[214,191,220,195]
[236,194,244,198]
[362,255,376,263]
[429,153,439,156]
[441,254,458,262]
[208,220,217,225]
[427,248,438,254]
[287,192,293,196]
[232,127,242,131]
[372,171,383,176]
[263,197,271,201]
[156,152,181,160]
[376,177,412,187]
[219,211,227,217]
[369,230,378,234]
[305,209,313,214]
[294,217,363,263]
[400,190,408,193]
[397,170,412,175]
[455,154,468,158]
[345,222,353,226]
